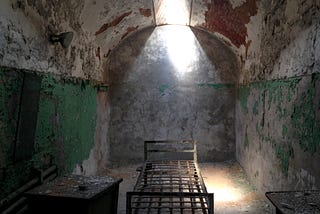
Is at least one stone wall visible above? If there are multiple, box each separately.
[236,0,320,193]
[107,25,238,165]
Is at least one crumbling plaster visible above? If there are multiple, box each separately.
[0,0,155,82]
[241,0,320,82]
[236,0,320,193]
[0,0,101,80]
[91,0,155,73]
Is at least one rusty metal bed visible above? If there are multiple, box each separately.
[126,140,214,214]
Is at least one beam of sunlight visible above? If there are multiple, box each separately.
[130,25,215,82]
[162,26,197,77]
[155,0,190,25]
[205,177,242,203]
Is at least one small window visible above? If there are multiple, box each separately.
[153,0,192,26]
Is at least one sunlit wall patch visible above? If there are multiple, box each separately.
[153,0,192,26]
[162,26,197,75]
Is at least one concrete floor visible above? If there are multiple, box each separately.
[108,160,275,214]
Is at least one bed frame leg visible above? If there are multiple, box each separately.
[208,193,214,214]
[126,192,132,214]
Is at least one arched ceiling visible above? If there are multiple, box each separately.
[82,0,257,60]
[2,0,318,84]
[1,0,260,82]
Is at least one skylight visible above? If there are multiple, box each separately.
[153,0,192,26]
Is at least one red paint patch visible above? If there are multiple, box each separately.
[95,11,132,36]
[121,26,139,40]
[204,0,257,48]
[139,8,152,17]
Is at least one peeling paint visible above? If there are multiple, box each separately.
[36,74,97,173]
[121,26,139,40]
[238,73,320,178]
[203,0,257,48]
[241,0,319,83]
[159,83,169,93]
[139,8,152,17]
[95,11,133,36]
[0,68,97,200]
[291,74,320,154]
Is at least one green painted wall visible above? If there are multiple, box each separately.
[0,68,97,200]
[34,75,97,172]
[238,73,320,175]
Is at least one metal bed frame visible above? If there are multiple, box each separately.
[126,140,214,214]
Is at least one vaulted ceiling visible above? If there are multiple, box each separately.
[0,0,258,81]
[85,0,257,59]
[3,0,317,84]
